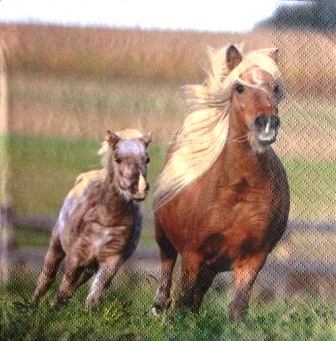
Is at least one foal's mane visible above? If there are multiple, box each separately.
[153,44,283,211]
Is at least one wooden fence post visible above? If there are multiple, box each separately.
[0,38,15,282]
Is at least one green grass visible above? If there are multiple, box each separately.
[1,278,335,340]
[283,158,335,220]
[14,228,51,250]
[8,133,335,220]
[9,133,165,216]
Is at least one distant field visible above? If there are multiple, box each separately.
[1,24,335,95]
[1,278,335,340]
[9,71,336,159]
[9,71,186,143]
[9,133,335,220]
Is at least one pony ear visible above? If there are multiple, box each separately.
[140,132,152,147]
[106,130,120,150]
[262,48,279,63]
[226,45,243,71]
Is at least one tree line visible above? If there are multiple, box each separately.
[259,0,336,32]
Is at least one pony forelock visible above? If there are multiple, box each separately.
[153,44,284,211]
[98,128,144,168]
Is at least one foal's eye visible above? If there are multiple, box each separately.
[115,157,122,164]
[235,83,245,94]
[145,156,150,164]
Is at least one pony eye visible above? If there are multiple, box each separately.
[145,156,150,164]
[115,157,121,164]
[235,83,245,94]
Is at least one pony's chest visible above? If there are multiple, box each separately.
[217,177,271,205]
[208,177,273,226]
[84,204,132,227]
[87,220,142,259]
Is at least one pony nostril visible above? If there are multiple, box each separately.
[254,115,268,130]
[271,116,280,129]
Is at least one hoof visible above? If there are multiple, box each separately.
[150,301,170,316]
[228,302,247,323]
[85,297,99,310]
[151,305,161,316]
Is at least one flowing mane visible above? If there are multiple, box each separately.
[153,44,284,211]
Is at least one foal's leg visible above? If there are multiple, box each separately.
[152,228,177,314]
[74,268,95,290]
[85,256,123,309]
[31,232,65,304]
[51,256,83,306]
[175,252,202,312]
[228,253,267,322]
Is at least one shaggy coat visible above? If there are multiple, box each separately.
[32,130,151,308]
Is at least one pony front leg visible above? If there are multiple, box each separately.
[229,253,267,322]
[85,256,123,309]
[175,252,202,312]
[192,266,216,312]
[74,268,95,290]
[51,258,83,307]
[152,228,177,314]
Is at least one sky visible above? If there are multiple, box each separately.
[0,0,283,32]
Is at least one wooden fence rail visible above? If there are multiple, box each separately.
[13,214,336,234]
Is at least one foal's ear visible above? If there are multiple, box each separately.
[106,130,120,150]
[226,45,243,71]
[140,132,152,147]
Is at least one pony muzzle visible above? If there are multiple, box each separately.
[132,173,149,201]
[253,115,280,145]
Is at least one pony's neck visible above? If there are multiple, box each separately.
[100,171,132,211]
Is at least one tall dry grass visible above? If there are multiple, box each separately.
[0,24,335,95]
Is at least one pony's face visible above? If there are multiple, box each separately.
[106,131,152,201]
[228,46,282,152]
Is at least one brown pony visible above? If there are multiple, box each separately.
[32,129,152,308]
[152,44,290,321]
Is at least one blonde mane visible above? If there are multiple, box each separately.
[153,44,283,211]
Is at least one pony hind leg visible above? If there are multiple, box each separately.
[152,226,177,314]
[31,232,65,304]
[228,253,267,322]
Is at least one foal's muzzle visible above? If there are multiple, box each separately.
[253,115,280,145]
[131,174,150,201]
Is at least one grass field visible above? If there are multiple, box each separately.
[1,24,335,339]
[1,278,335,340]
[8,71,336,161]
[1,23,335,341]
[8,133,335,220]
[1,24,335,95]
